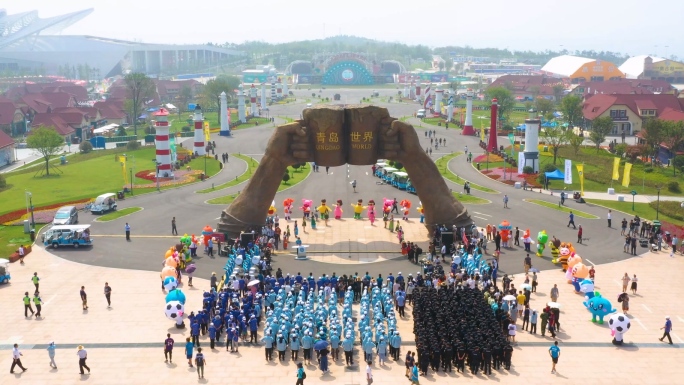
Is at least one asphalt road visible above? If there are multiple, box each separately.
[46,88,631,281]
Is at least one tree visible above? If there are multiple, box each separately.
[588,116,613,152]
[123,73,156,136]
[663,120,684,175]
[444,58,454,76]
[568,131,584,156]
[26,126,64,176]
[177,85,193,111]
[484,86,515,122]
[642,118,667,165]
[552,84,565,102]
[542,126,570,165]
[559,95,583,129]
[535,98,555,117]
[282,171,290,184]
[201,75,241,124]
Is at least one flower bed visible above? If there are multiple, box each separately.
[9,245,32,263]
[131,170,203,189]
[0,198,92,226]
[477,167,543,188]
[473,153,504,163]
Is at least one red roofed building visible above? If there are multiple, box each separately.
[583,93,684,135]
[0,130,16,167]
[572,79,675,99]
[93,100,127,125]
[31,113,75,140]
[4,82,88,103]
[18,92,76,114]
[488,75,565,101]
[0,101,27,136]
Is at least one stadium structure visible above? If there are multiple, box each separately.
[285,52,407,85]
[0,8,243,79]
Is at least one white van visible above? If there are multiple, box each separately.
[416,109,426,118]
[53,206,78,225]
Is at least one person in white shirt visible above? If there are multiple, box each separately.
[10,343,27,373]
[232,277,240,291]
[366,362,373,384]
[508,323,517,343]
[77,345,90,375]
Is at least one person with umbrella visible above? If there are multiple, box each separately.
[185,264,196,287]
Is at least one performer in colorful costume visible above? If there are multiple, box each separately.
[584,293,616,324]
[267,200,277,216]
[565,250,582,282]
[608,313,631,345]
[536,230,548,257]
[416,202,425,223]
[571,263,590,292]
[367,200,376,225]
[350,199,365,220]
[301,199,312,219]
[557,242,570,269]
[400,199,411,221]
[317,199,331,226]
[283,198,294,221]
[334,200,343,220]
[579,279,595,299]
[498,221,511,248]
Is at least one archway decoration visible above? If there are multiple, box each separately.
[322,60,374,85]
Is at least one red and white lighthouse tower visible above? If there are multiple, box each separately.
[154,108,172,177]
[193,105,205,156]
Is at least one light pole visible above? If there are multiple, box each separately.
[656,186,661,219]
[26,191,35,231]
[155,161,161,192]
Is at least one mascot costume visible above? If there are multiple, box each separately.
[400,199,411,221]
[565,251,582,282]
[498,221,511,248]
[367,200,376,225]
[417,202,425,223]
[584,293,616,324]
[536,230,549,257]
[283,198,294,221]
[571,262,590,292]
[351,199,365,220]
[267,200,277,217]
[608,313,631,346]
[550,241,560,264]
[579,279,595,299]
[301,199,312,219]
[334,200,343,220]
[317,199,331,225]
[165,289,187,328]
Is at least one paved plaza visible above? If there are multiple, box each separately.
[2,89,683,384]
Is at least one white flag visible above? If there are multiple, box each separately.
[564,159,573,184]
[518,152,525,174]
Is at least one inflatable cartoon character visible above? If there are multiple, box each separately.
[301,199,312,218]
[572,262,590,280]
[522,229,531,246]
[283,198,294,221]
[536,230,548,257]
[334,200,343,220]
[565,251,582,282]
[579,279,595,299]
[416,202,425,223]
[550,241,560,264]
[584,293,616,323]
[267,200,277,216]
[367,200,376,225]
[317,199,331,224]
[202,225,213,248]
[400,199,411,221]
[608,313,631,345]
[383,198,393,216]
[350,199,365,220]
[498,221,511,248]
[557,243,571,269]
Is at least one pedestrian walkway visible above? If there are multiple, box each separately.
[1,236,682,383]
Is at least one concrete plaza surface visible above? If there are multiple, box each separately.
[2,234,684,384]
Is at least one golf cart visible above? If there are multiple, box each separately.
[0,259,10,284]
[91,193,117,214]
[42,224,93,249]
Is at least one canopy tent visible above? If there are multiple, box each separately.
[542,121,558,128]
[165,103,177,110]
[516,124,526,131]
[544,169,565,180]
[92,123,119,135]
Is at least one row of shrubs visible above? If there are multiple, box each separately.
[648,200,684,221]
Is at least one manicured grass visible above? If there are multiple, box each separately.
[96,207,143,222]
[279,163,312,192]
[0,224,46,260]
[452,192,489,204]
[207,193,239,205]
[435,153,498,193]
[1,146,221,216]
[524,199,599,219]
[196,154,258,193]
[586,199,684,227]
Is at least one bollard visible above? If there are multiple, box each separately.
[212,183,214,189]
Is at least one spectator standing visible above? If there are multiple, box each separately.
[47,341,57,368]
[621,273,631,293]
[631,275,638,294]
[296,362,306,385]
[32,272,40,293]
[195,348,206,379]
[23,291,34,317]
[10,343,27,373]
[530,310,538,334]
[567,212,576,229]
[607,210,612,227]
[125,223,131,241]
[171,217,178,235]
[185,337,194,367]
[164,333,174,363]
[18,245,25,264]
[577,225,583,244]
[550,284,559,303]
[366,361,373,385]
[503,195,509,208]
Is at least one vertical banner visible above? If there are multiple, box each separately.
[612,157,620,180]
[119,156,127,185]
[622,162,632,187]
[481,126,486,142]
[508,133,515,145]
[518,152,525,174]
[576,163,584,196]
[204,121,210,142]
[564,159,573,184]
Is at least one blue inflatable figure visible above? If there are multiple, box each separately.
[579,279,595,299]
[583,292,616,324]
[571,277,581,293]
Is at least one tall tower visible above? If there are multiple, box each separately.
[249,84,258,116]
[282,77,289,97]
[154,108,172,177]
[276,77,283,99]
[462,89,475,136]
[261,82,267,109]
[220,91,230,137]
[237,84,246,123]
[523,113,541,172]
[192,105,205,156]
[487,99,499,152]
[434,86,444,115]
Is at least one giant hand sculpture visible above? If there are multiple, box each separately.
[217,106,473,238]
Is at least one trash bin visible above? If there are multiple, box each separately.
[23,220,30,234]
[117,191,125,199]
[200,173,205,181]
[652,220,661,234]
[30,229,35,242]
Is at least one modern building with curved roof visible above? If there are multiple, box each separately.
[542,55,624,83]
[0,8,243,79]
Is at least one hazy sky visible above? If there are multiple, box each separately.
[7,0,681,58]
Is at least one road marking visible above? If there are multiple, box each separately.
[215,217,221,220]
[474,216,489,221]
[584,259,595,266]
[633,317,648,331]
[678,316,684,323]
[42,294,57,306]
[642,304,653,313]
[673,333,684,343]
[473,212,492,217]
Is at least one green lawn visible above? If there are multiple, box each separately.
[435,153,498,193]
[96,207,143,222]
[206,193,238,205]
[196,154,258,193]
[524,199,599,219]
[586,199,684,227]
[0,146,221,216]
[0,224,46,260]
[452,192,489,204]
[279,163,312,192]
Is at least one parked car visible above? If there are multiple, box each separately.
[53,206,78,225]
[416,109,426,118]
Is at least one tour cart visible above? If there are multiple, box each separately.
[382,167,397,183]
[0,259,10,284]
[392,171,409,190]
[91,193,118,214]
[42,224,93,249]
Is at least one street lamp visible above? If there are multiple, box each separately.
[25,191,35,231]
[154,160,161,192]
[656,185,661,219]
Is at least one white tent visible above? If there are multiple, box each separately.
[93,123,119,135]
[165,103,178,110]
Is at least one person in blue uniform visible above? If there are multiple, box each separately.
[261,329,274,361]
[208,322,217,349]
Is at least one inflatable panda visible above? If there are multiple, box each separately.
[608,313,631,345]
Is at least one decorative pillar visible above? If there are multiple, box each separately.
[154,108,172,176]
[524,117,541,172]
[276,78,283,99]
[193,105,205,156]
[237,84,246,123]
[404,83,409,99]
[261,83,267,109]
[462,89,475,136]
[250,84,258,116]
[220,91,230,137]
[271,75,276,103]
[447,91,454,123]
[435,86,444,115]
[487,99,499,152]
[409,82,416,99]
[282,77,289,97]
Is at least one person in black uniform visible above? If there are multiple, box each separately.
[442,342,453,372]
[456,345,467,373]
[503,343,513,370]
[469,346,480,375]
[493,344,503,370]
[482,346,492,375]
